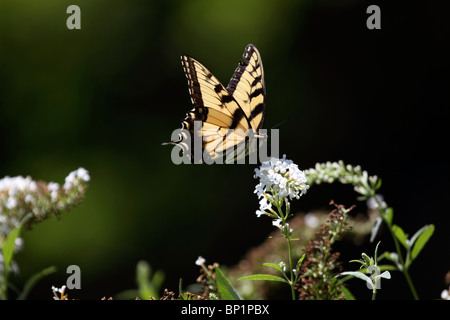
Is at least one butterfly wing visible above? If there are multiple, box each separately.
[167,45,265,164]
[227,44,266,131]
[176,55,252,163]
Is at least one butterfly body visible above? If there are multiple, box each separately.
[167,44,266,164]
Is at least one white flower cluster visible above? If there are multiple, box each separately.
[0,168,90,241]
[0,176,38,211]
[64,168,90,191]
[304,161,382,201]
[254,155,309,218]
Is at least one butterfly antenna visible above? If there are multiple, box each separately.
[270,117,290,130]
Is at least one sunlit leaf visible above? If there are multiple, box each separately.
[216,267,242,300]
[238,274,287,283]
[392,224,408,249]
[1,213,32,275]
[411,224,434,261]
[263,263,284,274]
[296,254,306,270]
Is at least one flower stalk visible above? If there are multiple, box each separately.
[249,155,309,300]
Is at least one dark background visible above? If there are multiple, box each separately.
[0,0,448,299]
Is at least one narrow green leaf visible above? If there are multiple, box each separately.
[136,260,158,299]
[1,213,32,275]
[349,259,365,268]
[374,178,382,192]
[357,195,370,201]
[178,278,184,299]
[374,241,381,265]
[262,263,284,274]
[338,271,373,289]
[296,254,306,270]
[215,267,242,300]
[238,274,288,283]
[341,285,356,300]
[381,252,402,271]
[409,225,432,249]
[384,207,394,225]
[411,224,434,261]
[18,266,57,300]
[361,253,371,266]
[392,224,408,249]
[2,227,20,275]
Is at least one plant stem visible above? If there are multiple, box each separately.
[286,236,296,300]
[277,201,296,300]
[403,268,419,300]
[372,193,419,300]
[0,274,7,300]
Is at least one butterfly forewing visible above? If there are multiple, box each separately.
[227,44,266,131]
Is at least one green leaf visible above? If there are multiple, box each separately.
[296,254,306,270]
[361,253,372,266]
[384,207,394,225]
[349,259,365,268]
[409,224,434,249]
[135,260,164,299]
[341,285,356,300]
[1,213,32,275]
[374,178,382,192]
[18,266,57,300]
[381,252,402,271]
[338,271,374,289]
[2,227,20,275]
[215,267,242,300]
[411,224,434,261]
[262,263,284,274]
[374,241,381,265]
[392,224,408,249]
[238,274,288,283]
[178,278,184,299]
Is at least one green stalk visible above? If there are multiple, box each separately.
[0,278,7,300]
[276,200,296,300]
[287,236,296,300]
[371,192,419,300]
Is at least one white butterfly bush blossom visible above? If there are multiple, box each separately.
[0,167,90,272]
[304,161,384,204]
[254,155,309,220]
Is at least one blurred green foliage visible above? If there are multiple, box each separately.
[0,0,448,299]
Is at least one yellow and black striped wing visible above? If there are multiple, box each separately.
[168,45,265,163]
[227,44,266,131]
